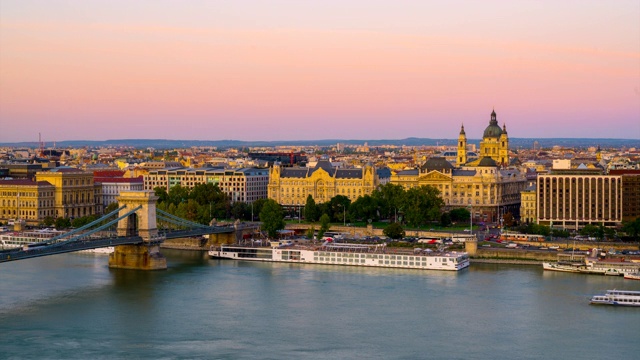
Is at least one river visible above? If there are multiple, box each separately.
[1,250,638,359]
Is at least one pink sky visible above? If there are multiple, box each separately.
[1,1,639,142]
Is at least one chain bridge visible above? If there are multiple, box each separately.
[0,191,256,270]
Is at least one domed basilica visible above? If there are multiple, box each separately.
[391,109,526,224]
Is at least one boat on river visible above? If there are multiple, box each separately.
[209,241,470,271]
[624,273,640,281]
[543,250,640,276]
[590,290,640,307]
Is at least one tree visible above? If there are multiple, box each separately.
[449,208,470,222]
[403,186,444,227]
[329,195,351,223]
[259,199,285,238]
[306,226,316,240]
[371,183,405,220]
[383,222,405,239]
[104,202,119,214]
[580,224,599,239]
[231,202,249,220]
[42,216,55,227]
[502,212,515,228]
[317,213,331,240]
[55,217,71,229]
[440,212,452,227]
[622,218,640,240]
[349,194,379,223]
[304,195,319,222]
[153,187,169,203]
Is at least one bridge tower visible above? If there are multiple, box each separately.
[109,191,167,270]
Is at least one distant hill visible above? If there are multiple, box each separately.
[0,138,637,149]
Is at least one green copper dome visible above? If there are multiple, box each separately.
[483,109,503,138]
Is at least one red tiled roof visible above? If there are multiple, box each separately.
[94,176,143,184]
[609,169,640,175]
[93,170,125,177]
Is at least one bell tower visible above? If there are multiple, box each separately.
[499,123,509,166]
[457,124,467,167]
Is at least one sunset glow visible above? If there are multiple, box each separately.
[1,1,639,142]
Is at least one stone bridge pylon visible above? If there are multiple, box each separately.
[109,191,167,270]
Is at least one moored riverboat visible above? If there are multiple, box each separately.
[590,290,640,307]
[624,272,640,281]
[209,241,470,271]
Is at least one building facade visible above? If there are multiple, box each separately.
[536,174,622,229]
[390,110,524,223]
[35,168,99,219]
[268,161,378,207]
[392,157,525,223]
[0,179,56,225]
[95,175,144,209]
[476,109,509,166]
[144,167,269,203]
[520,184,536,224]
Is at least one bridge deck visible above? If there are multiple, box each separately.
[0,227,243,263]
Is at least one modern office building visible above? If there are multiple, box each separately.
[536,174,622,229]
[144,167,269,203]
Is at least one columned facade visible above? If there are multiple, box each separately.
[537,174,622,229]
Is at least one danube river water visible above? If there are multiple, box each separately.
[1,250,639,360]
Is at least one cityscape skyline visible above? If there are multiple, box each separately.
[1,1,639,142]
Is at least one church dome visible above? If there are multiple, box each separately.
[477,157,498,167]
[483,109,503,138]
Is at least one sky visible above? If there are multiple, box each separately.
[1,0,639,143]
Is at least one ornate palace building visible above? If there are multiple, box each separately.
[391,110,526,224]
[0,179,55,226]
[35,167,100,219]
[268,161,378,207]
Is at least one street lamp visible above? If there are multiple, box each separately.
[338,204,346,226]
[468,204,473,236]
[298,206,301,223]
[251,202,254,222]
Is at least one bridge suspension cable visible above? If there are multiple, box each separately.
[46,205,127,243]
[156,209,210,229]
[50,205,143,247]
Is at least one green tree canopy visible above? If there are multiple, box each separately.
[449,208,470,222]
[318,213,331,240]
[304,195,319,222]
[622,218,640,240]
[371,183,405,220]
[260,199,285,238]
[383,222,405,239]
[348,194,379,223]
[329,195,351,223]
[402,186,444,227]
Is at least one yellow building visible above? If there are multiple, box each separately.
[268,161,378,206]
[520,184,536,224]
[35,168,99,219]
[391,157,525,223]
[468,109,509,166]
[391,110,525,223]
[0,179,56,225]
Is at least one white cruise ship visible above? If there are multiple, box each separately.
[590,290,640,307]
[209,241,470,271]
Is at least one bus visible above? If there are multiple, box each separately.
[499,232,544,242]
